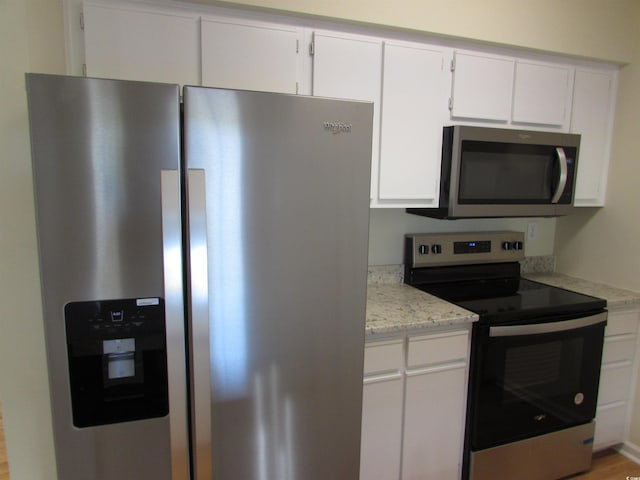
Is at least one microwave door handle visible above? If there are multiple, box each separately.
[489,312,607,337]
[551,147,568,204]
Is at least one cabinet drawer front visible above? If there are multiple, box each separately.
[597,362,633,405]
[364,339,404,375]
[606,311,639,336]
[407,330,469,368]
[602,336,636,364]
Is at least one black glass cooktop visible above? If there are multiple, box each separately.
[410,274,606,324]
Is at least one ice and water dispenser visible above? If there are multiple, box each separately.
[64,298,169,427]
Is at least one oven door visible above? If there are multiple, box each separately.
[469,311,606,451]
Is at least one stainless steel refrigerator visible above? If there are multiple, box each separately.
[26,74,372,480]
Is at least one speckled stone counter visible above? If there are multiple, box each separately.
[365,284,478,336]
[364,264,640,337]
[524,272,640,310]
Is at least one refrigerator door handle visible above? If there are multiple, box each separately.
[187,168,213,479]
[161,169,190,480]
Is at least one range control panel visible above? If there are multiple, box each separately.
[405,231,525,267]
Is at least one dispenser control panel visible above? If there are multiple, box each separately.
[64,298,169,428]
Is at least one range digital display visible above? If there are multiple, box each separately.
[454,240,491,254]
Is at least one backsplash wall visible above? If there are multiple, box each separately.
[367,209,557,266]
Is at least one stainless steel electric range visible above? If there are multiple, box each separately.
[404,231,607,480]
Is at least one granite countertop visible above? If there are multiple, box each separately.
[365,283,478,336]
[524,272,640,310]
[364,264,640,337]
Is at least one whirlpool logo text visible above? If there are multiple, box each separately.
[323,121,352,134]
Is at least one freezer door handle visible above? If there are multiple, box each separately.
[160,169,190,480]
[187,168,213,479]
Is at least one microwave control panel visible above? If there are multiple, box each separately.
[405,231,525,267]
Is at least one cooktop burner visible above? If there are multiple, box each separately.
[404,231,606,324]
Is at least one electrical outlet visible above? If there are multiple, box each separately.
[527,222,537,241]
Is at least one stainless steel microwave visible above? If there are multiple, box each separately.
[407,126,581,219]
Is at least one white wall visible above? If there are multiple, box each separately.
[0,1,64,478]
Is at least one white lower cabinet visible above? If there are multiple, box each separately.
[594,308,640,450]
[402,364,467,480]
[361,376,404,479]
[360,328,470,480]
[361,339,404,480]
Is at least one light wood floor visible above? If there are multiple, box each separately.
[0,403,638,480]
[570,448,640,479]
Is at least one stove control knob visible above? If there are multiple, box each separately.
[418,244,429,255]
[431,244,442,254]
[502,241,513,251]
[513,241,524,250]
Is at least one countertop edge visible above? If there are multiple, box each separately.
[365,270,640,337]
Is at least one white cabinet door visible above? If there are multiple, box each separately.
[512,61,573,128]
[402,364,467,480]
[312,31,382,200]
[201,18,301,94]
[594,402,627,450]
[361,339,404,480]
[402,329,469,480]
[378,41,451,206]
[571,68,617,206]
[594,309,640,450]
[360,376,403,480]
[83,2,199,86]
[450,51,514,122]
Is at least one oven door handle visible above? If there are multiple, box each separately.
[489,312,607,337]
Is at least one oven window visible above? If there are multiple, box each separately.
[503,339,582,394]
[471,322,604,450]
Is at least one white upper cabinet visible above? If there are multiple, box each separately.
[451,51,575,130]
[311,31,383,200]
[450,51,514,122]
[80,1,619,208]
[83,2,200,86]
[201,18,301,94]
[378,41,451,207]
[570,68,618,206]
[512,61,573,128]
